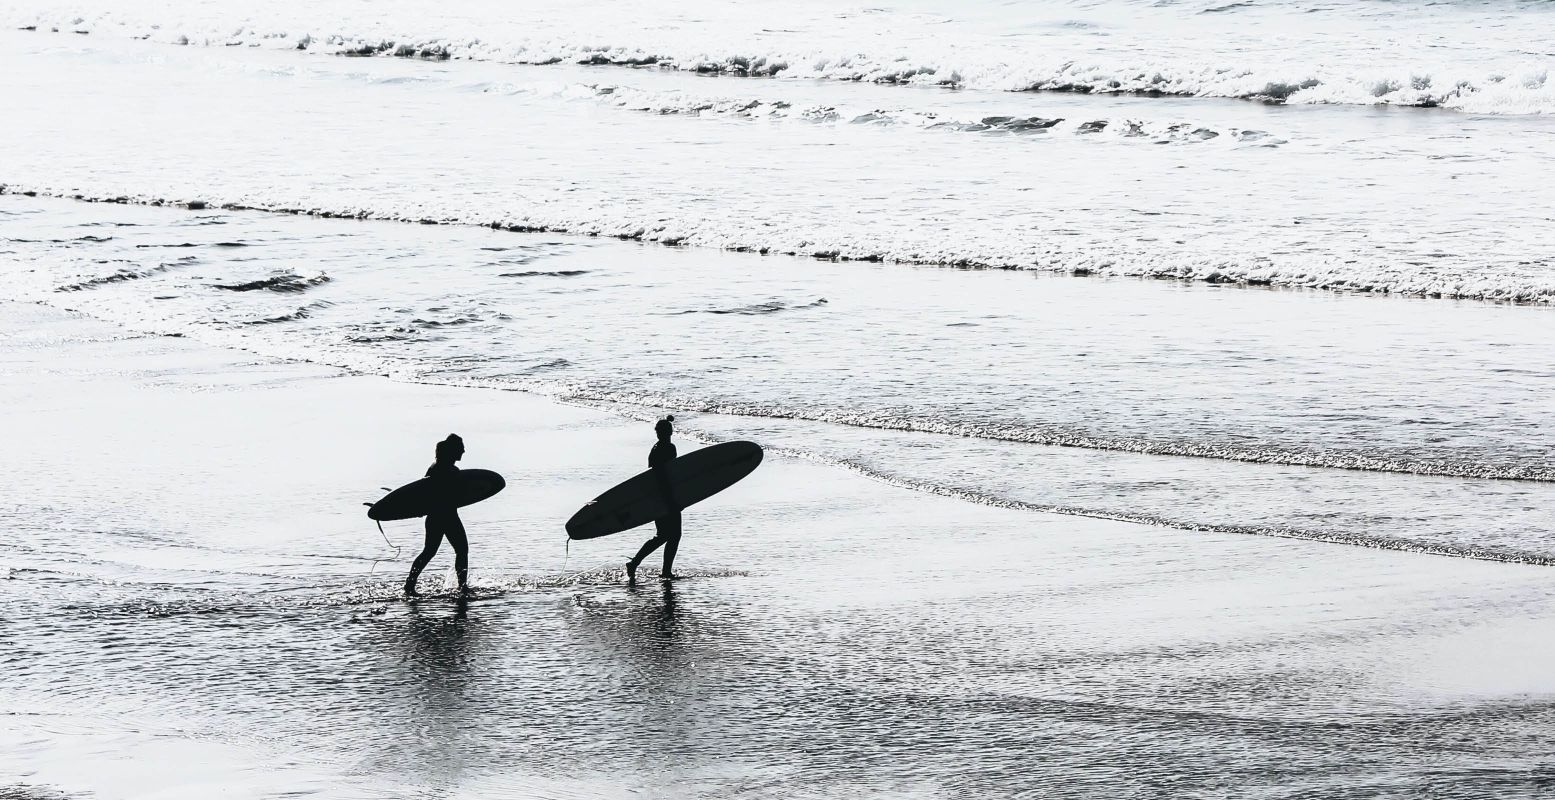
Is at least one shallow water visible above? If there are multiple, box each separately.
[4,197,1553,561]
[3,311,1554,798]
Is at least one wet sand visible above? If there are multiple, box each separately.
[3,300,1555,799]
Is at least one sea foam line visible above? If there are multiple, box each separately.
[527,385,1555,484]
[476,390,1555,567]
[7,184,1554,310]
[773,445,1555,567]
[517,81,1288,147]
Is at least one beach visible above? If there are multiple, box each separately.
[4,301,1554,798]
[4,0,1555,795]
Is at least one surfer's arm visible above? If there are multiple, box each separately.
[427,464,461,513]
[648,443,680,509]
[652,463,680,510]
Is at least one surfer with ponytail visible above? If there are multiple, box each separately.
[405,433,471,597]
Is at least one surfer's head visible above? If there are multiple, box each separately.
[436,433,465,463]
[655,415,674,441]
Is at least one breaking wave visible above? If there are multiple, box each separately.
[54,257,192,292]
[11,4,1555,115]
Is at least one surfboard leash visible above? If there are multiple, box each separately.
[368,487,402,558]
[375,519,402,558]
[363,521,404,583]
[363,490,403,581]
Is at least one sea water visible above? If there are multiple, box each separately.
[2,0,1554,796]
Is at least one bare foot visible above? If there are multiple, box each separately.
[625,561,638,585]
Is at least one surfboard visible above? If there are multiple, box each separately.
[367,468,506,521]
[565,441,763,540]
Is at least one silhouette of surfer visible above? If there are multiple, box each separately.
[405,434,470,597]
[627,416,681,585]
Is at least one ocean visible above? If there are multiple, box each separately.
[2,0,1554,797]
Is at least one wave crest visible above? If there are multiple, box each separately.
[10,6,1555,114]
[210,272,331,293]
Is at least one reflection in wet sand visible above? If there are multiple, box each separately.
[367,597,479,793]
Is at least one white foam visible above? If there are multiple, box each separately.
[531,81,1288,147]
[3,10,1555,306]
[9,0,1555,114]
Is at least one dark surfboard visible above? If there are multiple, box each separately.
[565,441,763,540]
[367,469,506,521]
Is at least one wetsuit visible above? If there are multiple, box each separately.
[405,460,468,593]
[629,440,680,575]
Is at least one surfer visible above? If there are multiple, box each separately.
[405,434,470,597]
[626,416,680,585]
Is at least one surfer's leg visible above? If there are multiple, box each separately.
[661,535,680,579]
[445,518,469,592]
[660,513,682,579]
[629,536,665,566]
[628,535,665,584]
[405,522,443,596]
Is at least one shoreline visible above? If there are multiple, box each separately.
[17,267,1555,569]
[7,191,1554,566]
[5,300,1555,797]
